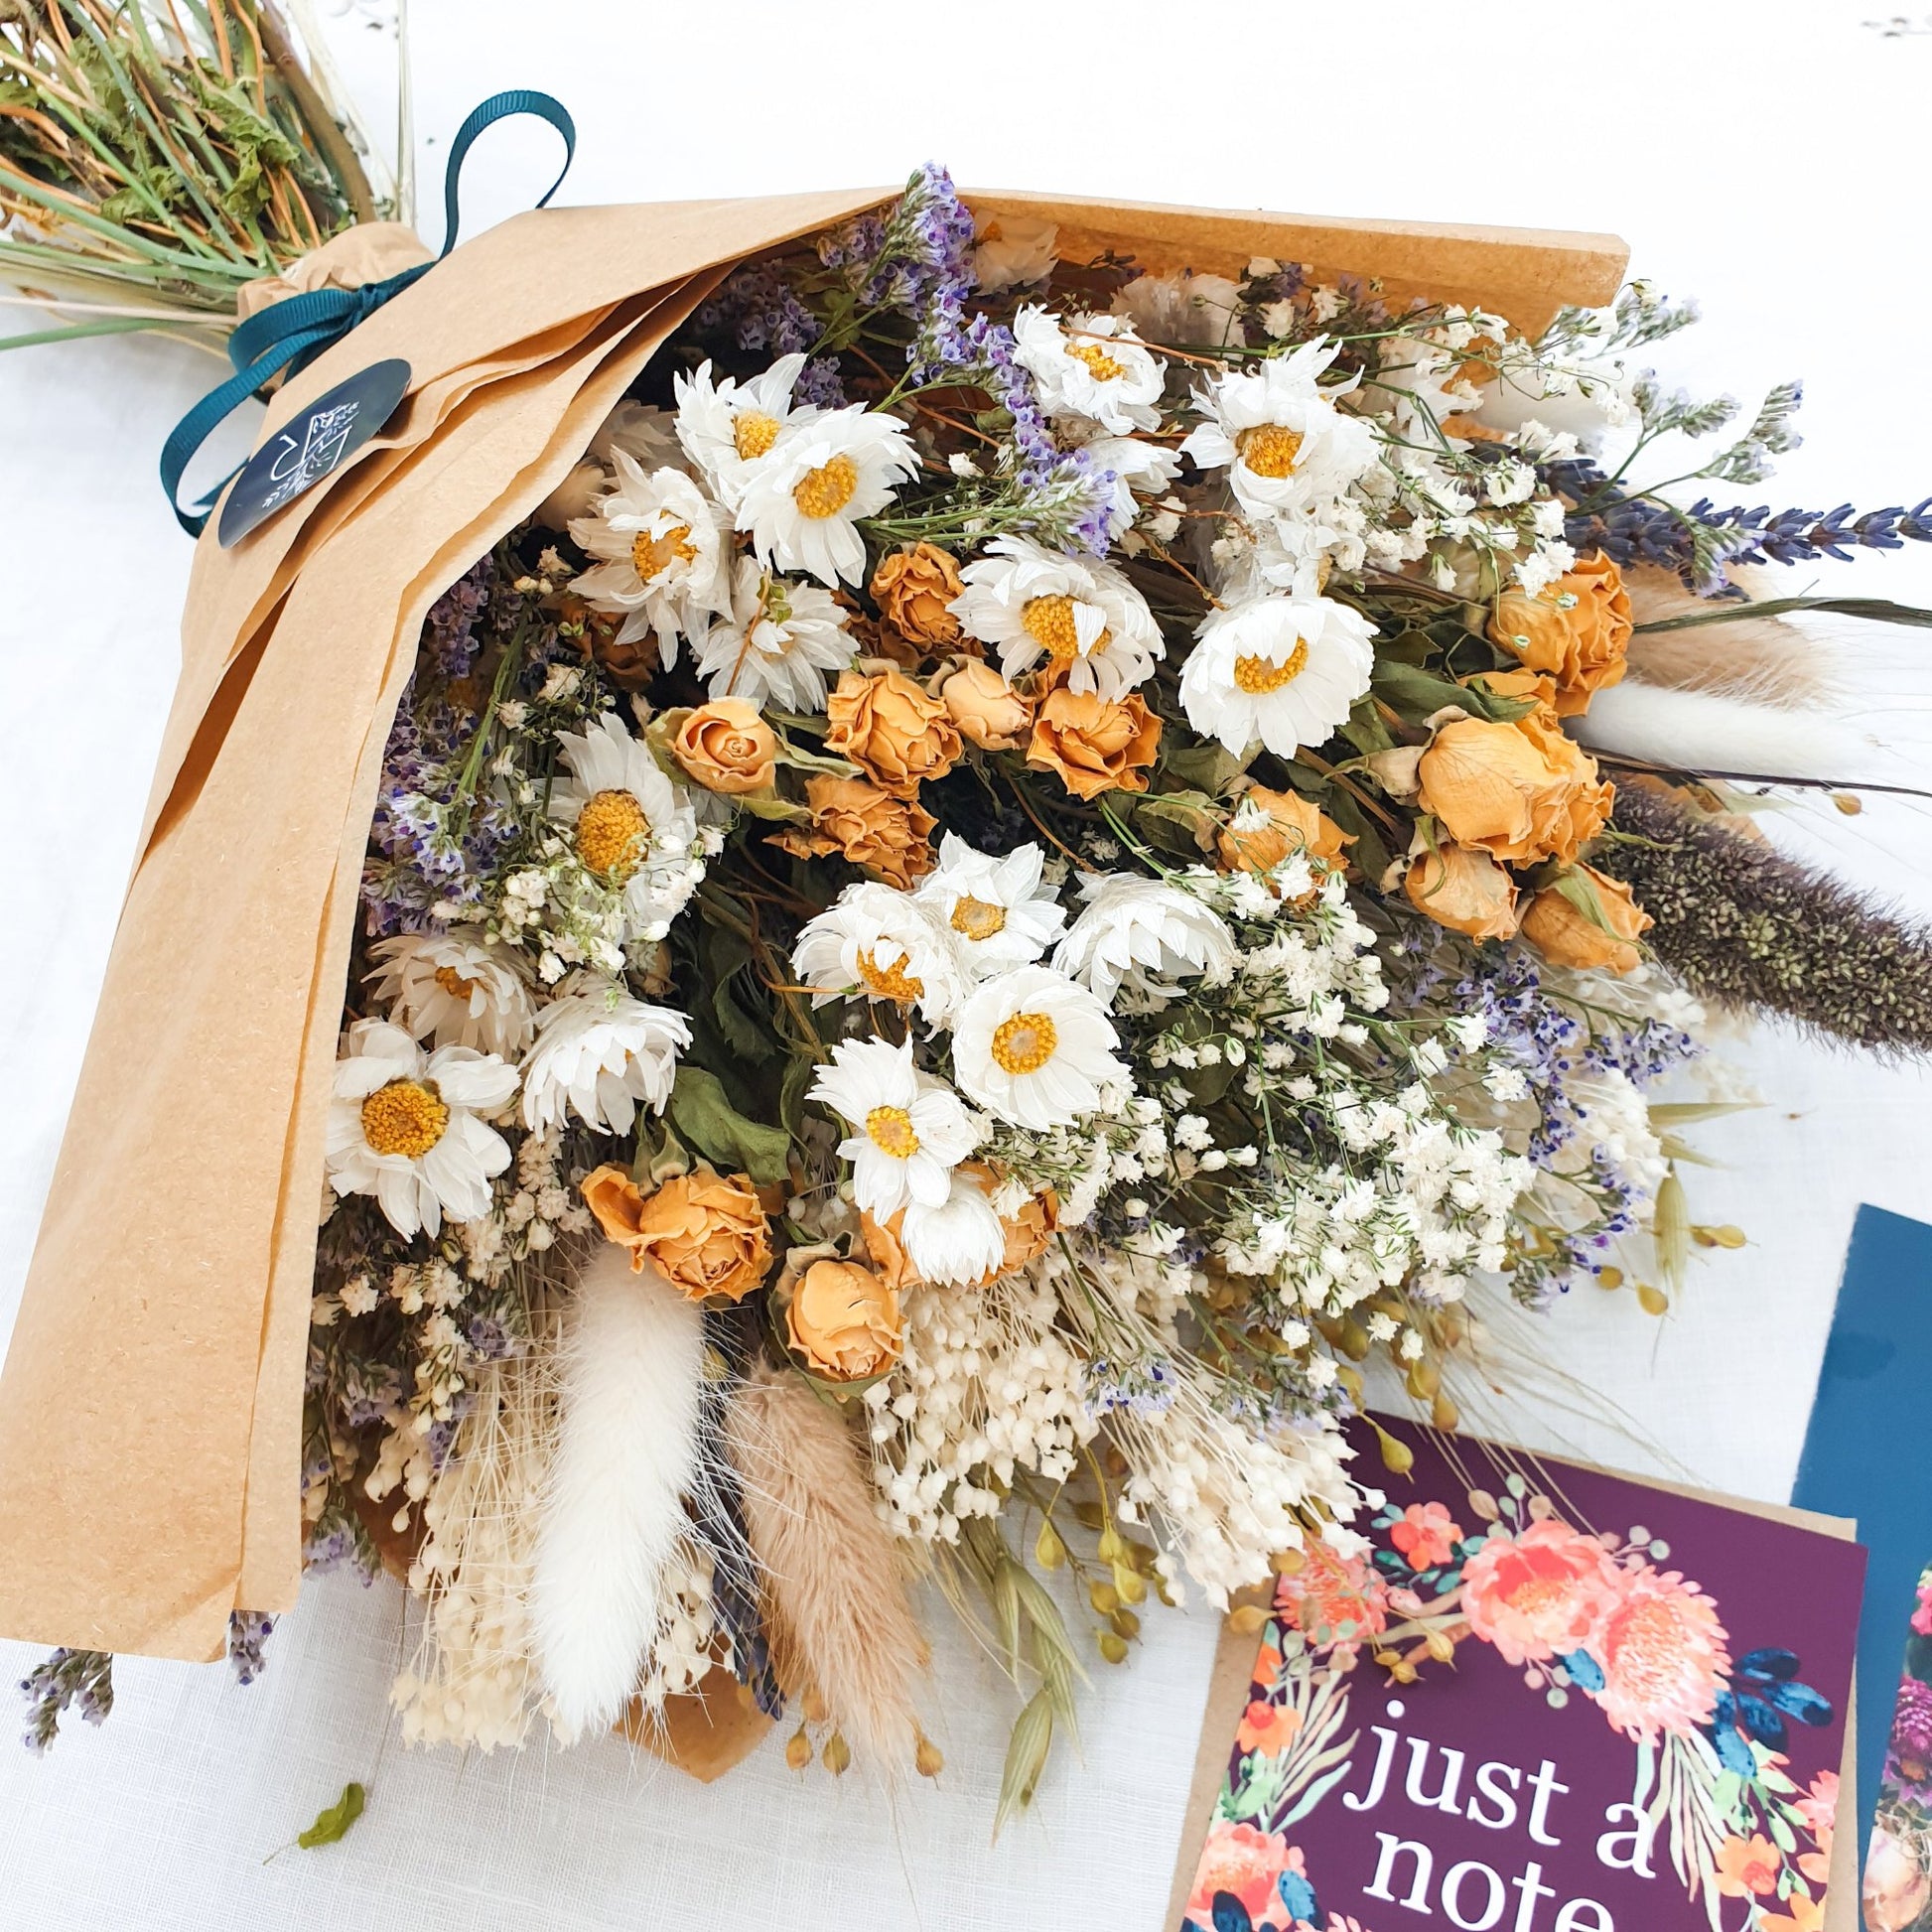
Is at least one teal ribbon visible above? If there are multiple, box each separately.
[161,88,576,536]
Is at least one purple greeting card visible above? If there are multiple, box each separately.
[1177,1418,1864,1932]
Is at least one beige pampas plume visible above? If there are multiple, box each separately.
[726,1363,929,1767]
[1623,567,1833,710]
[532,1245,704,1742]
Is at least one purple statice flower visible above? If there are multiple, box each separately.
[423,557,493,679]
[915,305,1119,559]
[20,1648,113,1754]
[694,259,822,356]
[227,1610,275,1687]
[793,355,848,410]
[1085,1356,1179,1420]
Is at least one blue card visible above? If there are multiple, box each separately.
[217,356,410,548]
[1792,1203,1932,1890]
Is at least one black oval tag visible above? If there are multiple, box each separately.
[218,357,412,549]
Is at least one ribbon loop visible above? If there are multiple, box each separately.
[161,88,577,537]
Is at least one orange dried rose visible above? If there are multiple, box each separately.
[1520,864,1652,974]
[772,775,937,890]
[669,699,777,795]
[582,1163,772,1302]
[1404,843,1522,942]
[939,658,1033,751]
[871,542,965,648]
[563,596,657,689]
[984,1182,1058,1284]
[1217,787,1352,880]
[785,1258,903,1380]
[1027,687,1161,801]
[1488,554,1633,718]
[1416,685,1612,868]
[859,1209,921,1295]
[824,667,962,796]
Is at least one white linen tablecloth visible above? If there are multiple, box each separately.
[2,2,1929,1924]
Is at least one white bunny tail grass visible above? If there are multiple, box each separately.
[532,1245,704,1742]
[1623,569,1833,709]
[1573,677,1872,781]
[726,1363,929,1767]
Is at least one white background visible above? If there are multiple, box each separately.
[3,2,1932,1925]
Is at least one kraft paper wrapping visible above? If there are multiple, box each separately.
[0,192,1626,1666]
[1162,1478,1863,1932]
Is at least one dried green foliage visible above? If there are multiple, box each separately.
[1597,782,1932,1055]
[0,1,384,348]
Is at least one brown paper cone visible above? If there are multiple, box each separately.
[0,189,1626,1663]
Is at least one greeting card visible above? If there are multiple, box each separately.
[1175,1420,1865,1932]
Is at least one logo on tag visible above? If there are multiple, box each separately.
[218,357,412,548]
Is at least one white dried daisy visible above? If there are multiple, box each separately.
[1178,593,1376,759]
[951,964,1128,1132]
[692,556,856,712]
[970,212,1059,293]
[568,453,734,658]
[326,1019,517,1239]
[1110,270,1242,347]
[949,535,1163,700]
[1076,433,1184,542]
[364,929,536,1058]
[1178,342,1377,522]
[1013,306,1165,434]
[735,404,918,588]
[791,882,964,1030]
[809,1035,980,1220]
[914,834,1066,980]
[673,353,818,508]
[519,976,690,1135]
[1053,873,1237,1004]
[590,400,685,474]
[549,711,702,942]
[901,1170,1009,1288]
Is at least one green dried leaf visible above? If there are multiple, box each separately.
[1371,660,1538,725]
[296,1782,365,1850]
[667,1065,792,1185]
[713,972,775,1065]
[1634,595,1932,635]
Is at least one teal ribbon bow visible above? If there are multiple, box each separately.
[160,88,576,537]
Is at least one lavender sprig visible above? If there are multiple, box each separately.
[20,1648,113,1755]
[1546,455,1932,593]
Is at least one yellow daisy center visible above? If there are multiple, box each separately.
[855,946,923,1004]
[991,1011,1058,1076]
[1239,423,1306,480]
[433,965,479,1000]
[1233,641,1310,694]
[1067,341,1127,382]
[576,788,651,881]
[793,454,859,520]
[734,411,781,462]
[631,521,697,583]
[1022,594,1107,664]
[865,1104,921,1161]
[360,1078,449,1159]
[951,896,1008,943]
